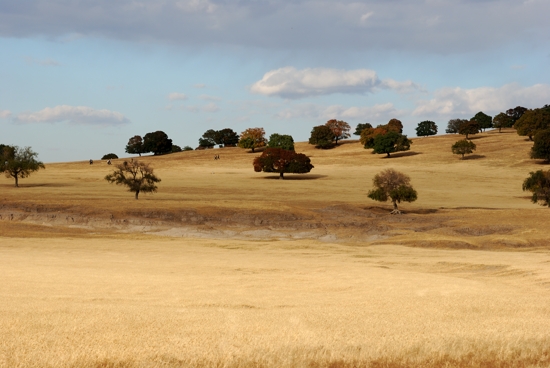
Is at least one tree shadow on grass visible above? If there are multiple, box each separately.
[462,154,486,160]
[384,151,421,158]
[14,183,71,188]
[256,174,328,180]
[533,160,550,165]
[468,136,485,140]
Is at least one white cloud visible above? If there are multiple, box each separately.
[251,67,417,99]
[413,83,550,117]
[14,105,130,126]
[0,110,12,119]
[201,102,220,112]
[168,92,188,101]
[360,11,374,23]
[276,102,398,122]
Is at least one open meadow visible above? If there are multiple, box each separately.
[1,130,550,367]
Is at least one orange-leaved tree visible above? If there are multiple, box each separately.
[238,127,267,153]
[325,119,351,144]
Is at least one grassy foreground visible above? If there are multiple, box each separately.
[1,130,550,367]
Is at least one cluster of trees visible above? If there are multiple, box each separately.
[198,128,240,149]
[125,131,175,156]
[358,119,412,157]
[0,144,45,187]
[309,120,351,148]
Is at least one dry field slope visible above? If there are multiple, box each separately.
[1,129,550,367]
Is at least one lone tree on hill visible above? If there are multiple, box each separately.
[531,129,550,162]
[325,119,351,144]
[452,139,476,159]
[102,153,118,160]
[253,148,313,179]
[105,160,161,199]
[268,133,295,151]
[372,131,412,157]
[415,121,438,137]
[472,111,492,131]
[458,120,480,139]
[125,135,146,156]
[238,128,267,153]
[522,170,550,207]
[493,113,514,133]
[1,146,45,187]
[143,131,173,155]
[514,109,550,141]
[354,123,372,136]
[445,119,467,134]
[367,168,417,214]
[309,125,335,149]
[217,128,240,147]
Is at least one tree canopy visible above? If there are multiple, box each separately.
[1,146,45,187]
[238,127,267,152]
[105,160,161,199]
[522,170,550,207]
[102,153,118,160]
[387,119,403,133]
[445,119,467,134]
[472,111,492,131]
[353,123,372,136]
[125,135,146,156]
[253,148,313,179]
[268,133,295,151]
[309,125,335,149]
[514,109,550,141]
[200,128,240,148]
[451,139,476,159]
[360,120,403,149]
[458,120,480,139]
[372,131,412,157]
[325,119,351,144]
[143,131,173,155]
[367,168,417,214]
[493,113,514,133]
[531,129,550,162]
[506,106,528,123]
[415,121,438,137]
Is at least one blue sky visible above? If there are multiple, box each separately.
[1,0,549,162]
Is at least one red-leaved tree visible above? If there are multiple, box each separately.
[253,148,313,179]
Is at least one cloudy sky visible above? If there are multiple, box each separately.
[1,0,549,162]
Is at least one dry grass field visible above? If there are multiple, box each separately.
[1,129,550,367]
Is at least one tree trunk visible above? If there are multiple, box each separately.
[135,190,139,199]
[14,174,18,187]
[251,147,255,153]
[386,152,390,157]
[279,172,284,180]
[461,153,465,159]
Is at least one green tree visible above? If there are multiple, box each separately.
[446,119,467,134]
[268,133,295,151]
[253,148,313,179]
[451,139,476,159]
[493,112,514,133]
[514,109,550,141]
[238,127,266,152]
[217,128,240,147]
[506,106,528,123]
[472,111,492,131]
[531,129,550,162]
[458,120,480,139]
[125,135,146,156]
[105,160,161,199]
[372,131,412,157]
[199,129,217,148]
[415,121,438,137]
[309,125,335,149]
[353,123,372,136]
[102,153,119,160]
[143,131,173,155]
[367,168,417,214]
[183,146,194,151]
[171,145,182,153]
[325,119,351,144]
[1,146,45,187]
[522,170,550,207]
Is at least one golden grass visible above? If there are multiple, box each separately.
[1,129,550,367]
